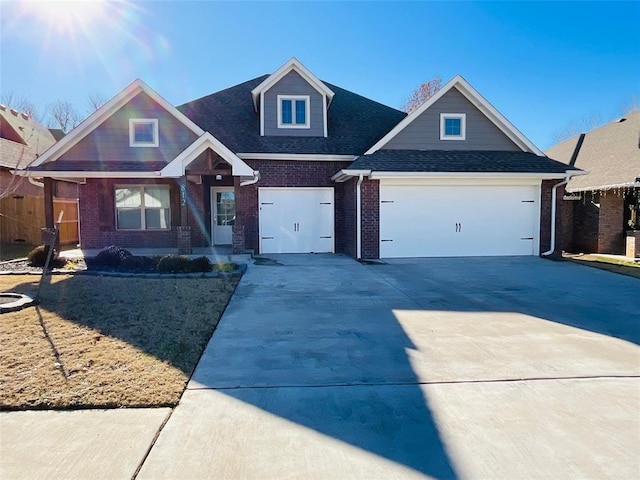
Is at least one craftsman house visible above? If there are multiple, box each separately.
[546,110,640,257]
[24,58,580,259]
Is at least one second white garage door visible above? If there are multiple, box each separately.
[380,183,540,258]
[259,188,334,254]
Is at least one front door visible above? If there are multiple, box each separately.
[211,187,235,245]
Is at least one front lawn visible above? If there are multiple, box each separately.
[0,274,238,410]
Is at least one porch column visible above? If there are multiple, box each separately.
[177,176,192,254]
[43,178,55,229]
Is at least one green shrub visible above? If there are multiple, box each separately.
[190,256,212,273]
[120,255,157,273]
[157,254,193,273]
[94,245,132,266]
[27,245,58,267]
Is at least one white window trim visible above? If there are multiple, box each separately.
[129,118,159,147]
[277,95,310,129]
[115,184,171,230]
[440,113,466,141]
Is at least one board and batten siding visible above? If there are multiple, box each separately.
[59,92,199,164]
[263,71,325,137]
[383,88,520,151]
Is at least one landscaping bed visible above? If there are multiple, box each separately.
[0,273,239,410]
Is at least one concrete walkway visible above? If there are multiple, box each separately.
[136,255,639,479]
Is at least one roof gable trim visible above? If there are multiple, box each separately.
[161,132,254,177]
[251,57,335,111]
[365,75,544,156]
[31,79,205,167]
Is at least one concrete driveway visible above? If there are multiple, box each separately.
[139,255,640,479]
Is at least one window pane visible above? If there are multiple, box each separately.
[117,209,141,229]
[134,122,154,143]
[145,209,170,229]
[281,100,292,124]
[145,186,170,208]
[445,118,461,136]
[295,100,306,124]
[115,188,141,208]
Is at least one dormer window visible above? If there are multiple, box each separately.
[440,113,466,140]
[129,118,159,147]
[278,95,309,129]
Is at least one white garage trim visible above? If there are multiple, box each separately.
[259,187,334,254]
[379,180,541,258]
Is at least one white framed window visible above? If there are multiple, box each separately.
[277,95,310,128]
[129,119,159,147]
[440,113,466,140]
[115,185,170,230]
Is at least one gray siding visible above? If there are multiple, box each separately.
[383,88,520,151]
[60,92,199,164]
[263,71,325,137]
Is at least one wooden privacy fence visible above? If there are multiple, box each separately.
[0,196,79,245]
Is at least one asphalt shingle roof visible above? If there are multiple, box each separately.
[0,108,57,169]
[178,76,407,155]
[545,110,640,191]
[348,150,578,174]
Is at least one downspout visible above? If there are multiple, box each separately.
[29,177,44,188]
[541,174,570,257]
[356,173,364,259]
[240,171,260,187]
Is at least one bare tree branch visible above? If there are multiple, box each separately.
[0,91,41,122]
[402,76,442,113]
[87,92,107,113]
[46,100,81,133]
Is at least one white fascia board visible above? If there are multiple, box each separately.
[250,58,335,108]
[31,79,204,168]
[237,153,357,162]
[369,171,570,180]
[161,132,254,177]
[365,74,544,156]
[331,169,372,183]
[14,170,160,178]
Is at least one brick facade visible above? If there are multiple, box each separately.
[564,191,625,254]
[235,159,352,254]
[80,178,180,249]
[360,179,380,259]
[335,178,357,258]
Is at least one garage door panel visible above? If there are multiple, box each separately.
[259,188,334,254]
[380,184,539,258]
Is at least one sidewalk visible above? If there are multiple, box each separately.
[0,408,171,480]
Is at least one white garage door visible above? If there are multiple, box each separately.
[380,183,540,258]
[259,188,334,254]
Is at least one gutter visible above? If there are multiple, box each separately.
[240,170,260,187]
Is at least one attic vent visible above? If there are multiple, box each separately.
[10,108,19,116]
[0,104,6,111]
[616,117,627,123]
[21,113,29,120]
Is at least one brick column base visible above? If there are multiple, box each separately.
[177,226,191,254]
[232,224,245,254]
[626,230,640,258]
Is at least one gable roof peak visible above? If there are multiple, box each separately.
[365,74,544,156]
[250,57,335,111]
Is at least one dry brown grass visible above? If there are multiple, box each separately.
[0,274,238,410]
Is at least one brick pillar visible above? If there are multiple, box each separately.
[233,224,245,254]
[177,226,191,254]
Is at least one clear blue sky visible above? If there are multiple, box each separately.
[1,1,638,148]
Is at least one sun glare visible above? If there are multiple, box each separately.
[21,0,107,36]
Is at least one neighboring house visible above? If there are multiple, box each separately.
[546,110,640,255]
[0,106,79,245]
[23,58,580,259]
